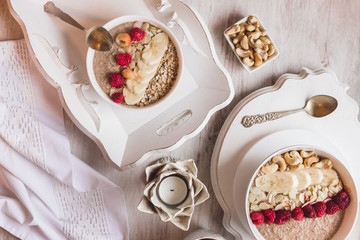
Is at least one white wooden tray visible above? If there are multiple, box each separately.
[210,68,360,239]
[7,0,234,170]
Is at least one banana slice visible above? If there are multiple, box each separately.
[320,169,338,186]
[293,171,311,190]
[255,172,298,193]
[305,168,323,185]
[137,60,159,75]
[123,32,169,105]
[123,87,143,105]
[125,79,148,94]
[142,33,169,65]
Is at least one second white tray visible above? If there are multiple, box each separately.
[210,68,360,239]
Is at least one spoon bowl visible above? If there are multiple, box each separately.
[304,95,338,118]
[85,26,114,51]
[44,1,114,51]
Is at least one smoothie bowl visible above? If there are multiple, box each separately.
[245,146,358,240]
[86,15,183,108]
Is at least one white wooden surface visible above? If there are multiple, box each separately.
[1,0,360,239]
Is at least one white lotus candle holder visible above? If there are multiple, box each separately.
[138,157,210,230]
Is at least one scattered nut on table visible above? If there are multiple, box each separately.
[225,16,276,69]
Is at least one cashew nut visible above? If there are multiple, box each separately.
[255,39,265,49]
[289,163,304,171]
[248,31,261,40]
[235,48,250,58]
[229,33,237,39]
[268,44,275,56]
[248,36,256,48]
[300,150,314,158]
[254,52,262,67]
[245,24,255,32]
[304,156,319,168]
[313,159,333,169]
[249,48,254,59]
[247,16,260,28]
[225,25,241,35]
[232,33,244,44]
[260,36,271,45]
[242,57,254,66]
[272,155,287,172]
[261,163,279,174]
[240,35,249,50]
[261,30,267,36]
[284,151,303,165]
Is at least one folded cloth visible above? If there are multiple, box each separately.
[0,40,128,240]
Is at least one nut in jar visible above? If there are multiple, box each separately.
[224,15,278,72]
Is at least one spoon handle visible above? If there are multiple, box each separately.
[241,109,302,128]
[44,1,85,31]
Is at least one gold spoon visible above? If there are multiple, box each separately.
[241,95,338,128]
[44,1,113,51]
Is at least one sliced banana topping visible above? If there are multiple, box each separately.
[293,170,311,190]
[320,169,338,186]
[123,33,169,105]
[304,168,323,185]
[255,172,298,193]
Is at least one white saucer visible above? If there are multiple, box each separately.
[210,68,360,239]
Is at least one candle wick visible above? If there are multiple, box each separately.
[170,189,174,192]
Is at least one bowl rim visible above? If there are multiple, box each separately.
[86,15,184,109]
[244,144,359,240]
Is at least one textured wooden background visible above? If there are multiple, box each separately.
[1,0,360,239]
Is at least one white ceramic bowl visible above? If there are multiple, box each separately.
[86,15,183,108]
[224,14,279,73]
[245,145,358,240]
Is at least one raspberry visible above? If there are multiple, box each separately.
[326,200,340,215]
[116,53,132,66]
[302,205,316,218]
[263,209,276,224]
[333,191,350,209]
[291,207,304,221]
[275,210,291,225]
[111,92,123,104]
[109,73,124,88]
[313,202,326,217]
[130,27,146,41]
[250,212,264,225]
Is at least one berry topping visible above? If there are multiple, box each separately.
[111,92,124,104]
[303,205,316,218]
[275,210,291,225]
[326,200,340,215]
[263,209,276,224]
[291,207,304,221]
[109,73,124,88]
[116,53,132,66]
[130,27,146,41]
[313,202,327,217]
[333,191,350,209]
[250,212,264,225]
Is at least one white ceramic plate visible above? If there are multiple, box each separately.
[8,0,234,169]
[210,68,360,239]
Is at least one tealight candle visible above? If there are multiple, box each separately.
[158,176,188,205]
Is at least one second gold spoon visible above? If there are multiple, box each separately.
[241,95,338,128]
